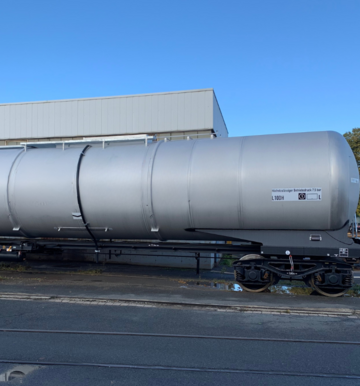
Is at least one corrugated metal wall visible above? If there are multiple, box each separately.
[0,89,228,141]
[213,94,228,138]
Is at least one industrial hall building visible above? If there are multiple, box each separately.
[0,89,228,269]
[0,89,228,145]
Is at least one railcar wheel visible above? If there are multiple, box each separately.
[239,279,274,293]
[310,276,349,297]
[239,254,264,261]
[237,254,275,293]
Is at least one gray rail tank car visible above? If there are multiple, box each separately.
[0,130,359,296]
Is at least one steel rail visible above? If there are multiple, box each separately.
[0,359,358,379]
[0,328,359,345]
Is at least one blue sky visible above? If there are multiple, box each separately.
[0,0,359,137]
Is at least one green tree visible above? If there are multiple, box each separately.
[344,128,360,217]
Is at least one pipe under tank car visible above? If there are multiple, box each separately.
[0,130,359,296]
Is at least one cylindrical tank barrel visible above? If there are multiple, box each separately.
[0,131,358,241]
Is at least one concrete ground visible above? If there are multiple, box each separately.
[0,260,359,311]
[0,261,359,385]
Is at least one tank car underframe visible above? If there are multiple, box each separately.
[198,223,359,296]
[196,222,360,261]
[0,222,359,296]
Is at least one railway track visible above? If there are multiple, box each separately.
[0,292,358,317]
[0,329,360,380]
[0,288,359,384]
[0,359,359,380]
[0,328,360,346]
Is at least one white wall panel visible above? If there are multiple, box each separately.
[38,103,45,138]
[0,108,4,140]
[137,95,146,134]
[177,92,185,132]
[183,92,193,131]
[5,106,10,140]
[213,94,228,137]
[60,102,67,136]
[88,100,97,136]
[101,98,108,135]
[0,108,3,138]
[15,105,21,138]
[196,91,206,129]
[0,89,227,140]
[70,101,78,137]
[30,104,37,139]
[54,102,61,139]
[10,106,17,138]
[0,106,10,139]
[132,97,139,134]
[95,100,102,136]
[126,97,133,134]
[119,97,127,135]
[204,91,213,130]
[26,105,32,139]
[150,94,158,133]
[145,95,152,133]
[157,94,165,132]
[41,103,48,138]
[112,97,121,135]
[165,94,175,132]
[77,100,84,136]
[171,93,178,132]
[45,103,52,138]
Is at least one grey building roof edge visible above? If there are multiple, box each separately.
[213,90,229,134]
[0,88,214,107]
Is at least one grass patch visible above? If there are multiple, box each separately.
[75,269,103,275]
[0,263,30,272]
[0,264,103,276]
[220,254,238,267]
[348,284,360,297]
[175,278,236,286]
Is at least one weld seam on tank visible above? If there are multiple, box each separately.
[236,137,244,229]
[327,131,333,230]
[76,145,99,253]
[186,139,198,229]
[141,140,164,240]
[6,148,29,237]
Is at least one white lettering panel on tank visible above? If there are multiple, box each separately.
[272,188,322,202]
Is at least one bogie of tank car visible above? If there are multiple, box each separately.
[233,254,354,297]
